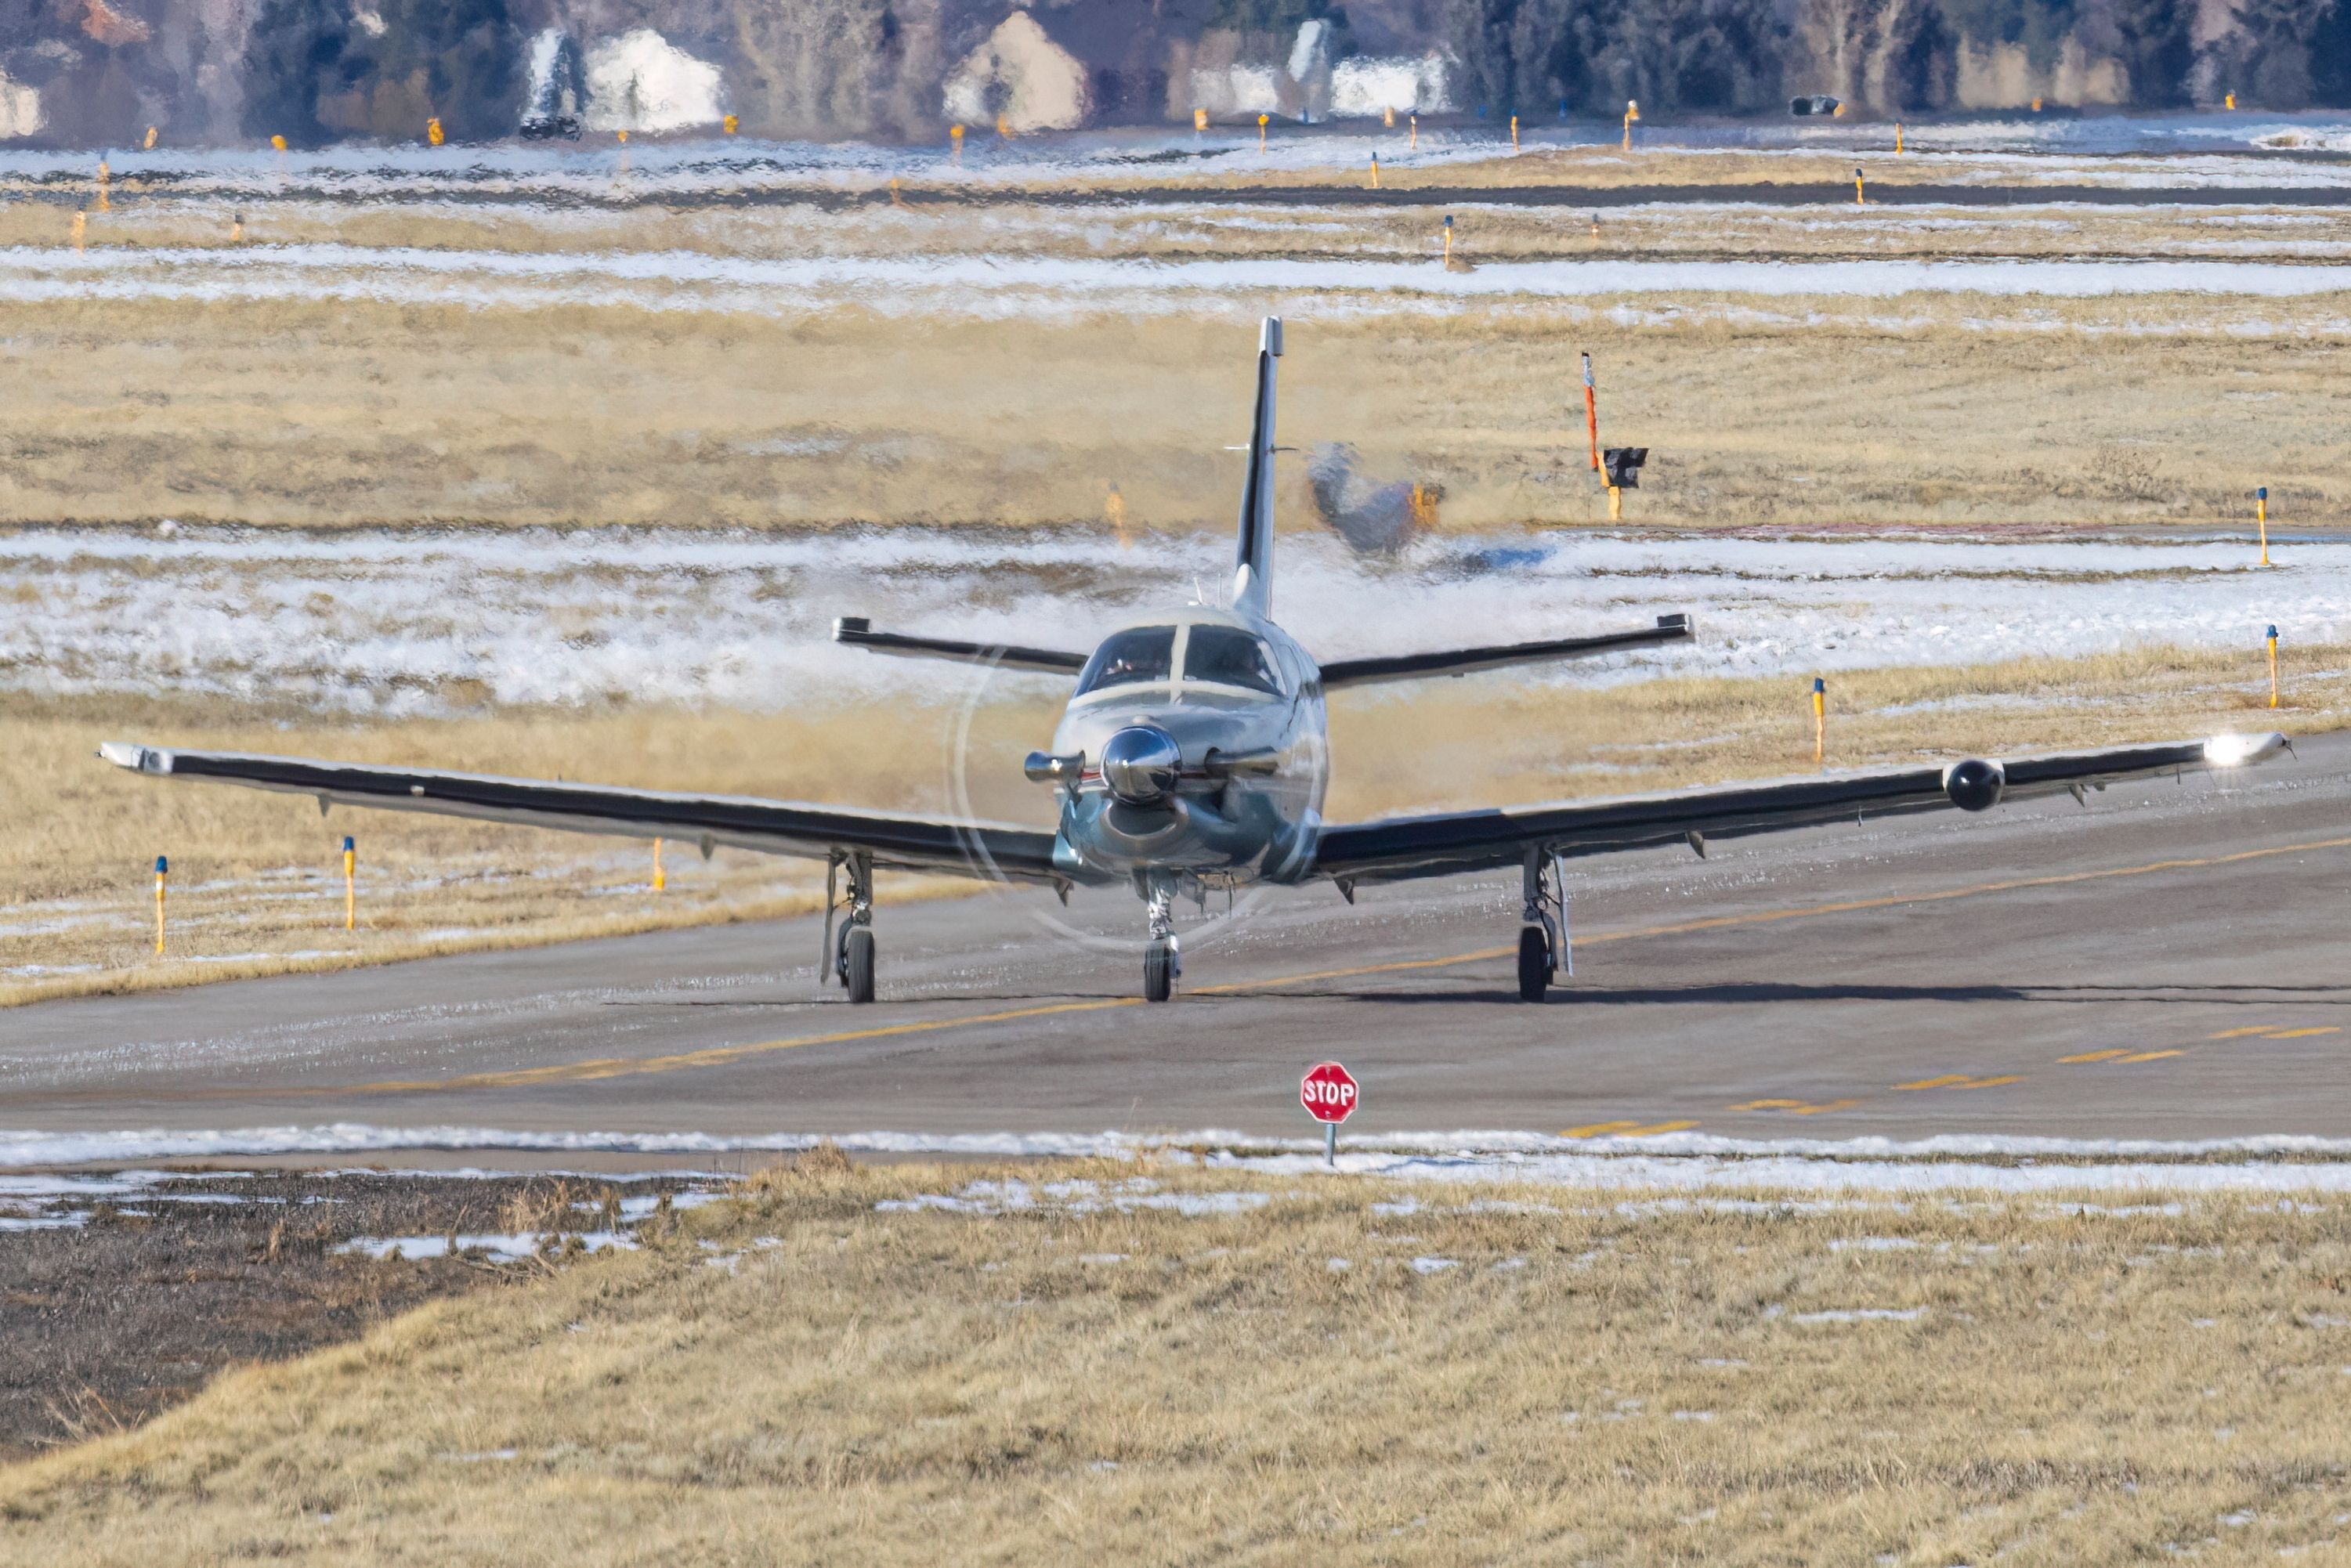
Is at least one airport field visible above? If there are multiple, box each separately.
[1,127,2348,997]
[3,1155,2349,1564]
[5,118,2351,1556]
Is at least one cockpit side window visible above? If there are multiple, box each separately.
[1182,625,1284,695]
[1076,626,1177,695]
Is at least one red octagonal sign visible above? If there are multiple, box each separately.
[1300,1060,1360,1124]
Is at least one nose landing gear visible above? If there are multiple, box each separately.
[1143,875,1181,1003]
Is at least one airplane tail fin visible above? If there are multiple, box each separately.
[1232,316,1281,616]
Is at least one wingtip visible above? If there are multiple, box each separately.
[2203,732,2289,768]
[98,740,168,773]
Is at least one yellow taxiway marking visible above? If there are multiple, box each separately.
[2266,1026,2341,1039]
[2208,1024,2342,1041]
[1893,1074,2021,1092]
[2060,1049,2132,1064]
[322,831,2351,1098]
[1222,832,2351,995]
[337,996,1143,1096]
[1731,1098,1861,1115]
[1561,1120,1700,1139]
[2116,1049,2184,1064]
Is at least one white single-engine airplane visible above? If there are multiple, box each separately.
[102,318,2288,1005]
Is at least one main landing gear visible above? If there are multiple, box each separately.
[1142,874,1181,1003]
[824,850,877,1004]
[1518,850,1568,1003]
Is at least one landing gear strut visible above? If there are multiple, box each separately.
[1143,875,1181,1003]
[823,850,877,1004]
[1519,850,1568,1003]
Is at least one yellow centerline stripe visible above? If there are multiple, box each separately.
[333,997,1141,1095]
[320,829,2351,1098]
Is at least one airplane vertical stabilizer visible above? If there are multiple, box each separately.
[1232,316,1282,617]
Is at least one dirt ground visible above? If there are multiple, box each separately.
[0,1169,718,1461]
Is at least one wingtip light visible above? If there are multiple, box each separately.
[2205,732,2288,768]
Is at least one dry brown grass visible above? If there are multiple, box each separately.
[6,639,2330,1004]
[2,1158,2346,1563]
[2,294,2346,533]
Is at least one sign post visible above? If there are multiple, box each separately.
[1300,1060,1359,1168]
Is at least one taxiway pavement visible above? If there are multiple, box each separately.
[8,732,2351,1162]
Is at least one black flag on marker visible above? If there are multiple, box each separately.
[1604,447,1648,489]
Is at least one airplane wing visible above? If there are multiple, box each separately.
[96,742,1067,883]
[1318,614,1693,688]
[1310,733,2288,884]
[834,617,1089,676]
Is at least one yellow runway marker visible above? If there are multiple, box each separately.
[2115,1050,2183,1064]
[2208,1024,2342,1040]
[2264,1026,2338,1039]
[2060,1049,2132,1064]
[1894,1075,2020,1092]
[1732,1098,1860,1115]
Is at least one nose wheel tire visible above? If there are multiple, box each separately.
[1516,925,1550,1003]
[842,927,877,1005]
[1143,940,1175,1003]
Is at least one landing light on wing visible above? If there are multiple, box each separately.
[2205,732,2288,768]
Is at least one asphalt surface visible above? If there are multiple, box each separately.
[8,730,2351,1159]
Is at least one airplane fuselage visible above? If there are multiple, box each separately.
[1047,606,1329,890]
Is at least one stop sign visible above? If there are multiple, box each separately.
[1300,1060,1360,1124]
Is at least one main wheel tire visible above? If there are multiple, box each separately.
[1143,941,1174,1003]
[1516,925,1551,1003]
[844,926,877,1004]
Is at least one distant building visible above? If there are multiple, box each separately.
[943,13,1091,134]
[584,30,725,136]
[1330,53,1455,117]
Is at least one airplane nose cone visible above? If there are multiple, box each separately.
[1099,725,1182,807]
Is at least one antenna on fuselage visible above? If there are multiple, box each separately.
[1231,316,1282,619]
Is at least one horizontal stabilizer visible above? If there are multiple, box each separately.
[834,617,1088,675]
[1318,613,1692,689]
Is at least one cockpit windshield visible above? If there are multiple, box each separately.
[1181,625,1283,695]
[1075,626,1177,695]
